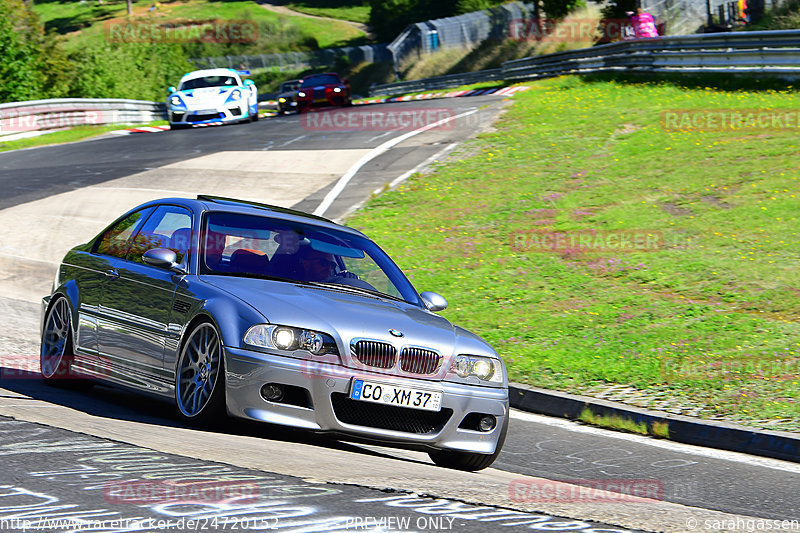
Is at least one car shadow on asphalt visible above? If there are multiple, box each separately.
[0,366,431,466]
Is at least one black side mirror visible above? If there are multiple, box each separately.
[143,248,185,274]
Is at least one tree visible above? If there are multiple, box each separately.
[368,0,534,41]
[542,0,586,19]
[590,0,637,19]
[0,0,46,101]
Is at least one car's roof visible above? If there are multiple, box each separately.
[180,69,241,82]
[139,196,365,237]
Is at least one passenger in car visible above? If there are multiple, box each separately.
[229,249,269,276]
[267,231,303,279]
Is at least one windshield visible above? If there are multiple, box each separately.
[280,81,300,92]
[180,75,238,90]
[200,212,421,305]
[300,75,340,87]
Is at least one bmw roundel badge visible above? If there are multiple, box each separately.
[389,329,404,337]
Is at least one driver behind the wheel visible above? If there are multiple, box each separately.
[299,248,337,282]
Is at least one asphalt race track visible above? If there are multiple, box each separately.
[0,96,798,533]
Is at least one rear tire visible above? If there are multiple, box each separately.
[428,416,508,471]
[169,123,189,130]
[175,321,226,426]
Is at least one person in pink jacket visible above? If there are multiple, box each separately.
[626,7,660,38]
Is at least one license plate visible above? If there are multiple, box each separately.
[350,379,442,412]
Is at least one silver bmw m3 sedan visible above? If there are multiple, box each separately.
[41,195,508,470]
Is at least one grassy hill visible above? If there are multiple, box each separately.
[282,0,370,23]
[34,0,367,53]
[348,74,800,432]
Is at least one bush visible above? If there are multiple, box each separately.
[542,0,587,19]
[69,42,192,101]
[0,0,46,101]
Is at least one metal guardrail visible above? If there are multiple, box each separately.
[369,69,504,96]
[503,30,800,80]
[0,98,166,138]
[370,30,800,96]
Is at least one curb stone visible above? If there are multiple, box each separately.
[509,382,800,463]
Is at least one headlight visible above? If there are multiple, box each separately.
[449,355,504,383]
[298,91,306,97]
[244,324,337,355]
[169,96,183,107]
[278,97,286,103]
[333,87,342,93]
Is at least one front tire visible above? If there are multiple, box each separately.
[169,123,189,130]
[175,321,226,425]
[428,416,508,471]
[40,297,87,388]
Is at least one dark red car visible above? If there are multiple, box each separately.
[296,73,351,111]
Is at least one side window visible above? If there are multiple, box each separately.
[94,208,153,258]
[127,205,193,265]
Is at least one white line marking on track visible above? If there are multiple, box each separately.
[278,135,307,147]
[366,131,393,143]
[334,142,460,223]
[313,108,479,217]
[387,142,458,190]
[510,409,800,473]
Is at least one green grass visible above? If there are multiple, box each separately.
[34,0,365,53]
[286,0,370,24]
[347,75,800,432]
[579,408,648,435]
[0,121,167,153]
[579,408,671,438]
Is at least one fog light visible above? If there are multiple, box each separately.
[478,415,496,432]
[261,384,284,402]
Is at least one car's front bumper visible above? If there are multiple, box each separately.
[224,346,508,454]
[297,94,348,109]
[168,102,248,125]
[277,100,298,113]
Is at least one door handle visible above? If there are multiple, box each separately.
[105,269,120,279]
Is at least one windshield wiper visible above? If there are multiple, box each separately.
[305,281,405,303]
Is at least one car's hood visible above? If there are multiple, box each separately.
[202,276,491,358]
[176,86,237,106]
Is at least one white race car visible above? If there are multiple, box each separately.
[167,68,259,129]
